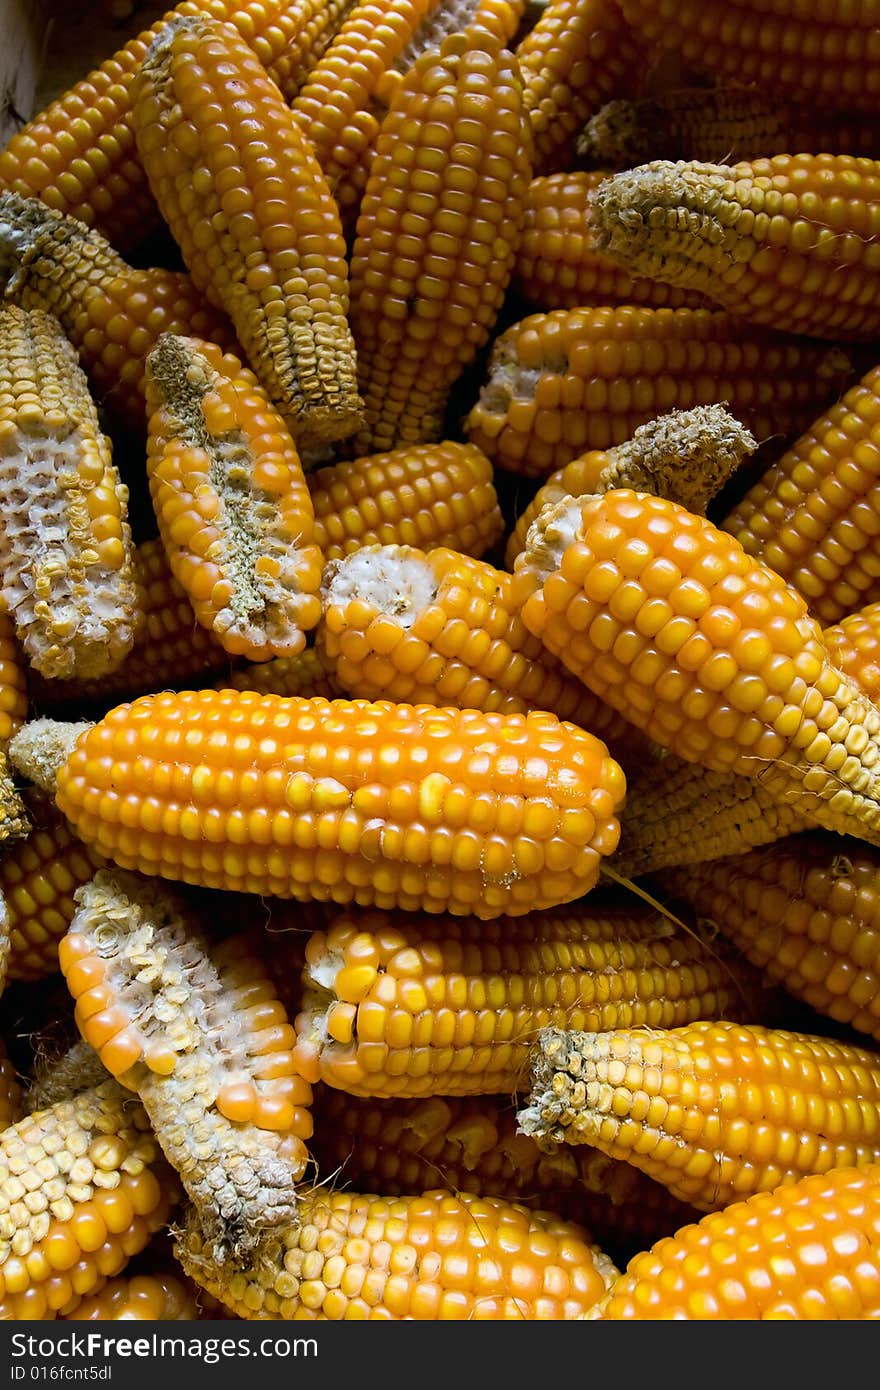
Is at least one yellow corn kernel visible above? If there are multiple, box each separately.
[824,602,880,701]
[63,1267,200,1320]
[214,649,343,700]
[0,599,27,745]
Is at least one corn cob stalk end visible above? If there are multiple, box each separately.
[9,718,93,798]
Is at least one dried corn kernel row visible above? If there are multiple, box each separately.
[213,648,343,700]
[62,1268,200,1320]
[145,334,323,662]
[823,602,880,702]
[0,599,27,744]
[519,1022,880,1211]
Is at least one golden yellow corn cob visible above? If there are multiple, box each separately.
[0,194,237,433]
[591,156,880,342]
[0,305,138,681]
[348,26,532,456]
[0,599,27,745]
[614,0,880,111]
[145,334,323,662]
[62,1266,200,1320]
[521,1021,880,1212]
[579,89,880,169]
[589,1164,880,1319]
[61,868,314,1261]
[310,1090,700,1256]
[291,0,524,229]
[214,648,344,700]
[515,0,643,175]
[48,689,626,917]
[658,834,880,1044]
[0,1081,179,1320]
[721,364,880,626]
[176,1187,618,1318]
[292,905,768,1098]
[308,442,503,562]
[465,305,850,478]
[514,171,709,312]
[133,14,362,448]
[504,403,755,568]
[514,488,880,847]
[317,542,634,744]
[0,0,355,254]
[824,602,880,702]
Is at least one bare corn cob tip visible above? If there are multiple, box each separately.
[60,868,313,1262]
[513,488,880,849]
[134,14,363,448]
[589,1163,880,1319]
[0,305,139,681]
[145,333,323,662]
[589,156,880,341]
[503,405,755,569]
[292,904,767,1098]
[177,1187,619,1319]
[0,1081,179,1319]
[317,542,633,739]
[518,1022,880,1212]
[50,689,626,917]
[8,718,93,798]
[25,1040,111,1114]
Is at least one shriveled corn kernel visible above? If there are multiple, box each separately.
[519,1022,880,1211]
[145,334,322,662]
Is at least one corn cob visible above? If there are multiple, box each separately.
[589,1164,880,1319]
[657,834,880,1045]
[515,0,644,176]
[0,747,31,849]
[579,89,880,170]
[47,689,626,917]
[0,194,237,433]
[721,363,880,627]
[9,719,93,800]
[292,905,768,1098]
[0,599,27,745]
[347,26,532,456]
[0,1080,178,1320]
[25,1042,114,1116]
[0,305,139,681]
[465,306,850,478]
[145,334,323,662]
[514,172,709,312]
[591,156,880,342]
[0,1045,22,1133]
[310,1089,700,1256]
[62,1267,200,1320]
[515,487,880,847]
[504,403,755,568]
[133,15,362,450]
[0,0,355,254]
[176,1187,618,1319]
[613,0,880,112]
[520,1022,880,1212]
[318,542,634,745]
[824,603,880,703]
[60,868,314,1261]
[214,648,344,700]
[291,0,524,230]
[309,442,503,562]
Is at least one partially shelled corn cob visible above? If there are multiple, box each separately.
[61,868,314,1260]
[514,172,708,311]
[504,403,755,567]
[0,1081,179,1319]
[519,1022,880,1211]
[133,14,362,448]
[824,602,880,702]
[721,363,880,627]
[514,488,880,846]
[0,194,237,433]
[657,835,880,1044]
[44,688,626,916]
[292,905,767,1098]
[465,306,850,477]
[310,1090,700,1255]
[348,26,532,454]
[308,442,503,562]
[591,156,880,342]
[145,334,322,662]
[515,0,643,175]
[0,0,354,253]
[176,1188,619,1318]
[589,1164,880,1319]
[614,0,880,111]
[0,305,139,680]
